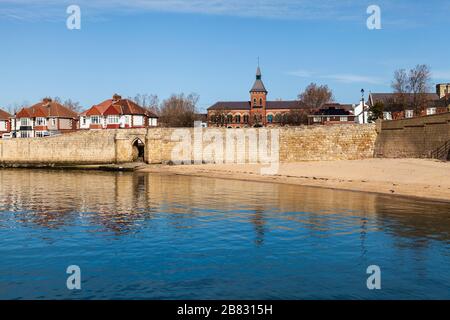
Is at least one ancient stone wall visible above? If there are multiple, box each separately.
[374,113,450,158]
[0,125,378,165]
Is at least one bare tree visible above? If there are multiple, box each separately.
[391,64,432,113]
[7,101,29,115]
[53,97,82,113]
[131,93,160,115]
[159,93,199,127]
[409,64,431,112]
[298,83,334,109]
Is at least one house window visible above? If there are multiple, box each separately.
[133,116,144,126]
[259,98,263,106]
[35,131,48,138]
[340,116,347,122]
[243,115,249,123]
[226,114,233,123]
[267,114,273,123]
[20,118,30,126]
[35,117,47,126]
[405,110,414,118]
[0,121,6,131]
[234,115,241,123]
[91,116,101,124]
[313,117,321,123]
[20,131,32,138]
[253,98,257,106]
[81,117,86,125]
[426,108,436,115]
[383,112,392,120]
[107,115,120,124]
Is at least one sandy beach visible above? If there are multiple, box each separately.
[139,159,450,202]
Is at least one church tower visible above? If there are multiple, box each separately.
[249,66,268,127]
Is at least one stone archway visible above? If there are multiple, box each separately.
[132,138,145,162]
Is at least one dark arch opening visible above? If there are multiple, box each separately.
[132,138,145,162]
[447,148,450,161]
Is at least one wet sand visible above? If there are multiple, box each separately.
[138,159,450,202]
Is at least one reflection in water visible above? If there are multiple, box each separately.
[0,169,449,299]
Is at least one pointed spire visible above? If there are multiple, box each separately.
[250,65,267,93]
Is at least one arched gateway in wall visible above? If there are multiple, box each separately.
[114,129,150,164]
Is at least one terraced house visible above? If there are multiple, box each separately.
[368,83,450,121]
[79,94,158,130]
[13,98,78,138]
[0,108,12,138]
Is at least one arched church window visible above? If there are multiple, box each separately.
[267,114,273,123]
[275,114,281,123]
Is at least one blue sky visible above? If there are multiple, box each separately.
[1,0,449,112]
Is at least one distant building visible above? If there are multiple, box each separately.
[308,104,356,125]
[14,98,78,138]
[353,100,370,124]
[0,108,12,138]
[79,94,158,130]
[207,67,309,128]
[367,84,450,121]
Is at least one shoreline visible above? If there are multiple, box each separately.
[137,159,450,203]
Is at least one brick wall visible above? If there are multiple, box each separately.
[374,112,450,158]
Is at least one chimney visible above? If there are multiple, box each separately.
[42,97,52,104]
[112,94,122,101]
[436,83,450,99]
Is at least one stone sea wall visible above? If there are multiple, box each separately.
[374,112,450,158]
[0,125,378,165]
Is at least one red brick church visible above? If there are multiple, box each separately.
[207,67,354,127]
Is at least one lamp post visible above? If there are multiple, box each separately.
[361,88,365,124]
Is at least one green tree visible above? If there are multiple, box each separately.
[368,101,384,122]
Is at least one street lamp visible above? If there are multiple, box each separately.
[361,89,365,124]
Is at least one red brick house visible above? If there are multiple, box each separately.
[79,94,158,130]
[14,98,78,138]
[208,67,313,128]
[308,104,356,125]
[0,108,12,138]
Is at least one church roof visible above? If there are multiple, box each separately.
[208,100,306,111]
[250,66,267,93]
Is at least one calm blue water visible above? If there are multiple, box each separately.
[0,169,449,299]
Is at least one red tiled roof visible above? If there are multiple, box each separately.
[82,95,159,118]
[16,99,78,119]
[0,108,12,120]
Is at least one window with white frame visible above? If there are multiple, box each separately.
[133,116,144,126]
[51,118,57,126]
[35,131,48,138]
[91,116,101,124]
[81,117,86,125]
[383,112,392,120]
[340,116,347,122]
[20,131,32,138]
[35,117,47,126]
[0,121,6,131]
[107,115,120,124]
[20,118,30,126]
[313,117,321,123]
[426,108,436,115]
[405,110,414,118]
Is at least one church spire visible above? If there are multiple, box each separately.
[250,65,267,93]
